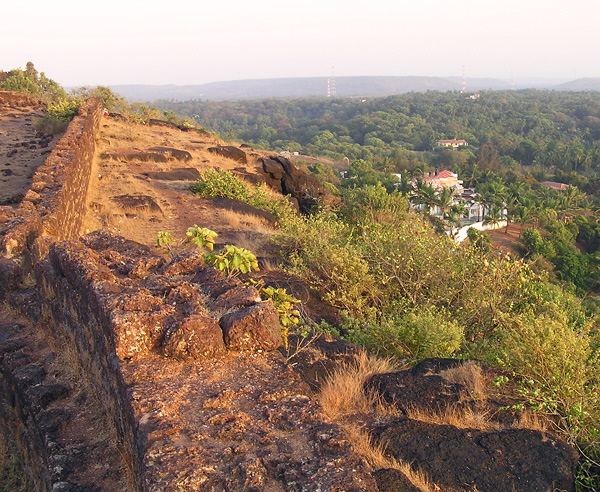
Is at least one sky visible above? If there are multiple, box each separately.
[2,0,599,87]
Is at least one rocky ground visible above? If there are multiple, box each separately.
[0,102,57,205]
[0,104,580,491]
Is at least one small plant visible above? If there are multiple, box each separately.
[203,245,259,277]
[157,227,219,257]
[259,285,301,350]
[492,375,509,388]
[185,225,218,251]
[156,231,176,255]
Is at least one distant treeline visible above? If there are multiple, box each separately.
[157,90,600,174]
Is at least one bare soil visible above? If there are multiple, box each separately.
[0,106,57,204]
[83,116,277,254]
[486,222,528,255]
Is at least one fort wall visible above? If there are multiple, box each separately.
[0,97,283,491]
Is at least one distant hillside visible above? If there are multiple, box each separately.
[445,76,511,90]
[555,78,600,91]
[110,76,597,103]
[110,76,460,102]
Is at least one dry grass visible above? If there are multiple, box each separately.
[319,351,399,420]
[511,410,549,433]
[403,404,493,430]
[215,208,277,234]
[438,360,489,399]
[319,353,438,492]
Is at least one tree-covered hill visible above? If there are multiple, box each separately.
[158,90,600,174]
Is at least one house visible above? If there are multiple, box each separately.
[410,170,465,217]
[436,139,469,149]
[422,170,464,194]
[540,181,570,191]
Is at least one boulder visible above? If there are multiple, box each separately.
[373,468,421,492]
[258,156,326,213]
[207,145,247,164]
[100,146,191,163]
[208,284,261,312]
[162,315,226,360]
[220,302,282,351]
[369,417,577,492]
[142,167,200,181]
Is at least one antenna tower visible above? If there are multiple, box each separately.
[461,66,467,93]
[327,66,337,98]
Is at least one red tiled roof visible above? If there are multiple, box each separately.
[540,181,569,191]
[433,170,455,179]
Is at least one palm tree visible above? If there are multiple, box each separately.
[433,187,457,221]
[411,180,438,215]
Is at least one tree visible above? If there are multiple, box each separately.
[411,180,438,215]
[433,186,457,222]
[0,62,66,101]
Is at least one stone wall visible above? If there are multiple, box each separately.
[0,97,286,490]
[0,98,145,490]
[0,97,102,280]
[29,230,282,491]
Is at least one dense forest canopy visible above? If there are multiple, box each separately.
[157,90,600,175]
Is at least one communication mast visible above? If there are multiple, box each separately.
[327,66,337,98]
[461,65,467,93]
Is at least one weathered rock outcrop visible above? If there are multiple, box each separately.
[365,359,578,492]
[207,145,247,163]
[0,90,45,109]
[259,155,327,213]
[101,146,192,163]
[38,229,283,360]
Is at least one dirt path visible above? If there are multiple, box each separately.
[0,105,57,205]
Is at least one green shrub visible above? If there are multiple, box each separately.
[493,310,600,447]
[191,169,296,223]
[274,211,377,314]
[156,231,176,255]
[521,227,555,258]
[344,305,464,360]
[467,227,491,252]
[35,99,80,135]
[191,169,250,201]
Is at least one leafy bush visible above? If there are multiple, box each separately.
[156,231,176,255]
[554,251,592,291]
[345,305,464,360]
[521,227,556,258]
[273,211,377,314]
[36,99,81,135]
[466,227,491,252]
[191,169,250,201]
[203,245,259,277]
[191,169,296,223]
[185,225,217,251]
[493,310,600,447]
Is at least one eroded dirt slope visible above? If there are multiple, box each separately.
[83,117,276,253]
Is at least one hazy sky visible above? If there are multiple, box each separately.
[3,0,599,87]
